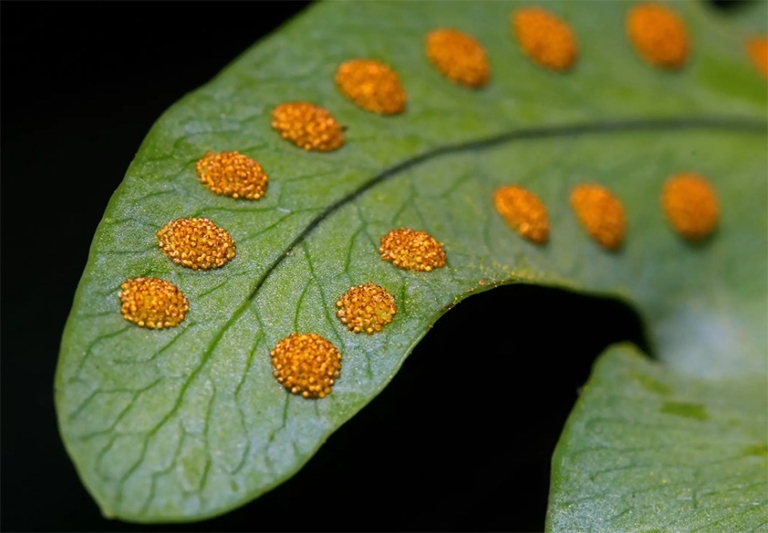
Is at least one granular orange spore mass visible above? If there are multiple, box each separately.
[335,59,407,115]
[661,173,720,241]
[157,217,236,270]
[747,37,768,78]
[379,228,446,272]
[493,185,549,245]
[119,277,189,329]
[627,3,689,69]
[271,102,345,151]
[270,333,342,399]
[570,184,626,250]
[195,151,268,200]
[512,8,578,71]
[336,282,397,334]
[426,28,490,88]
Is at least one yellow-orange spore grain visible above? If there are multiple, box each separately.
[157,217,236,270]
[119,277,189,329]
[336,282,397,334]
[195,151,268,200]
[270,333,342,399]
[570,184,626,250]
[379,228,446,272]
[747,37,768,78]
[426,28,490,87]
[512,8,578,71]
[627,3,689,69]
[662,173,720,241]
[493,185,549,245]
[335,59,407,114]
[271,102,344,151]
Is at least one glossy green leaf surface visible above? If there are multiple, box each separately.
[55,0,767,524]
[547,345,767,532]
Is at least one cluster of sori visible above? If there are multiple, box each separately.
[118,3,762,399]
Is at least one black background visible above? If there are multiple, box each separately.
[7,1,750,531]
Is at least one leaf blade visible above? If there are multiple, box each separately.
[55,0,767,522]
[547,344,768,532]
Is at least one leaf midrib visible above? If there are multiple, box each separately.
[247,114,766,302]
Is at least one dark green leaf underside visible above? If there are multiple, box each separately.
[55,0,767,524]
